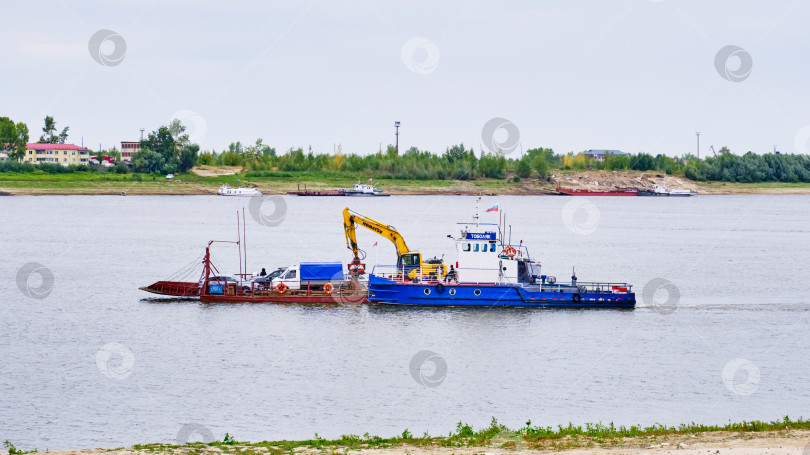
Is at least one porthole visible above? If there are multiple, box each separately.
[474,289,481,296]
[449,288,456,296]
[423,288,431,295]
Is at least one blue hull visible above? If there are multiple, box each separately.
[369,275,635,308]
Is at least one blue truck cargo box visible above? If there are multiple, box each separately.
[300,262,344,281]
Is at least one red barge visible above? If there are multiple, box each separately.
[141,243,368,304]
[287,183,346,196]
[141,211,368,304]
[556,183,638,196]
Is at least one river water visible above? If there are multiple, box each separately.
[1,194,809,450]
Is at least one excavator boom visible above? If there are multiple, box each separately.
[343,207,410,259]
[343,207,445,280]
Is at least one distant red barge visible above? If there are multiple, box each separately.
[287,183,346,196]
[556,183,638,196]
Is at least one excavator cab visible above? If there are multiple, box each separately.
[397,252,422,279]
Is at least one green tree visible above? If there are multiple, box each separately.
[515,157,532,178]
[140,126,177,163]
[167,119,189,147]
[531,155,549,178]
[38,115,69,143]
[132,148,166,174]
[0,117,29,161]
[179,144,199,172]
[630,153,655,171]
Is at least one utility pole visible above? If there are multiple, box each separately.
[140,128,145,141]
[696,132,700,159]
[394,121,400,155]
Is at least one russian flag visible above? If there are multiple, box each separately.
[486,204,498,212]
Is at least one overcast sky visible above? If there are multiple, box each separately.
[3,0,810,158]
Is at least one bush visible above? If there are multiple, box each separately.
[515,158,532,178]
[630,153,655,171]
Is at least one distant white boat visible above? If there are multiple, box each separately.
[638,184,698,197]
[339,181,390,197]
[218,184,261,196]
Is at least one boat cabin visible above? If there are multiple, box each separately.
[453,224,538,285]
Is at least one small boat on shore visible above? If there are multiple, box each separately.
[638,184,698,197]
[218,184,261,196]
[339,180,390,197]
[556,183,638,196]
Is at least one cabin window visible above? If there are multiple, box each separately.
[490,244,496,252]
[288,270,296,279]
[481,244,487,253]
[473,244,479,252]
[462,243,471,252]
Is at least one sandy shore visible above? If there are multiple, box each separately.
[18,430,810,455]
[2,170,810,195]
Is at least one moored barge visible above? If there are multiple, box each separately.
[556,183,638,196]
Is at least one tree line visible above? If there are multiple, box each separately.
[4,114,810,184]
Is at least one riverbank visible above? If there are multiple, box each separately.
[2,169,810,195]
[6,418,809,455]
[12,429,810,455]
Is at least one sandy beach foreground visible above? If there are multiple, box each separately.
[20,430,810,455]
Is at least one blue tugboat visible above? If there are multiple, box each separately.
[368,201,635,308]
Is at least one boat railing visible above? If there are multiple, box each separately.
[535,281,633,293]
[371,264,445,284]
[368,266,633,293]
[499,243,532,260]
[205,279,357,297]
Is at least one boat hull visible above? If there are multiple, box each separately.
[368,275,635,308]
[638,191,696,197]
[199,294,368,304]
[558,189,638,196]
[140,281,200,297]
[339,192,391,197]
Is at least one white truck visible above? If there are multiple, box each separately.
[271,262,345,290]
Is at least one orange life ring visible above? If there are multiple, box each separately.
[504,246,517,258]
[323,282,334,294]
[275,282,288,294]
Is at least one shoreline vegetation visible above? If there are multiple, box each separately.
[5,117,810,196]
[2,168,810,196]
[5,417,809,455]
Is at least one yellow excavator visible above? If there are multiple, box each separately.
[342,207,446,281]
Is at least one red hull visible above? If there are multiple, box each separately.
[287,191,346,196]
[140,281,200,297]
[556,184,638,196]
[199,294,368,304]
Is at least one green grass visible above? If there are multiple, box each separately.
[0,169,549,194]
[115,416,810,455]
[3,168,809,195]
[698,180,810,189]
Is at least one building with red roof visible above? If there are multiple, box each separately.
[24,143,92,165]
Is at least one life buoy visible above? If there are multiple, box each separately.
[323,282,334,294]
[435,283,445,293]
[572,293,582,302]
[275,282,288,294]
[504,246,517,258]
